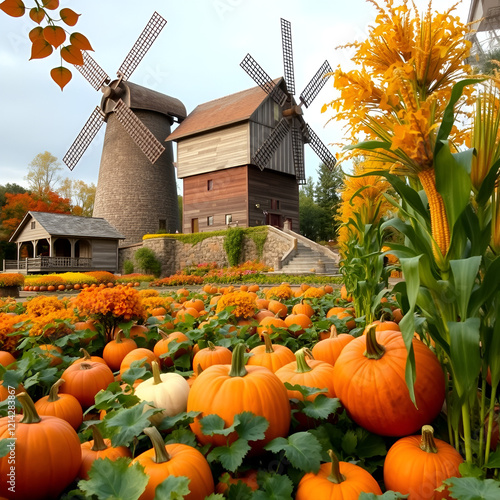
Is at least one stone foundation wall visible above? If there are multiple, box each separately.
[117,226,295,276]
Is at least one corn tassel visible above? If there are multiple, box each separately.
[418,168,450,257]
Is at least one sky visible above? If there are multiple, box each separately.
[0,0,471,194]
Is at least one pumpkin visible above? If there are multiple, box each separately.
[311,325,354,367]
[60,361,115,408]
[131,426,214,500]
[326,306,356,330]
[332,324,445,436]
[119,348,159,376]
[72,347,107,365]
[0,351,15,367]
[284,313,313,336]
[135,361,191,426]
[296,450,382,499]
[215,470,259,494]
[153,331,191,368]
[275,348,336,401]
[247,333,295,373]
[37,344,63,367]
[34,378,83,430]
[192,342,232,373]
[0,392,81,500]
[383,425,463,499]
[256,316,288,339]
[267,299,288,318]
[74,320,98,345]
[102,330,138,371]
[187,343,291,451]
[79,424,131,479]
[291,300,315,318]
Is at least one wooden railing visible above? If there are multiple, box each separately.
[3,257,92,273]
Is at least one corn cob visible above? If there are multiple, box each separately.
[418,168,450,257]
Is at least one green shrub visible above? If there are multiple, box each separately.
[123,259,134,275]
[134,247,161,277]
[224,227,244,266]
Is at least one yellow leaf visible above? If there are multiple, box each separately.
[60,44,84,65]
[29,26,44,43]
[69,32,93,51]
[29,6,44,24]
[43,25,66,48]
[41,0,58,10]
[321,103,328,114]
[60,7,79,27]
[29,38,53,60]
[51,66,72,90]
[0,0,25,17]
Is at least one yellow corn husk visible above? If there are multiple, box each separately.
[418,168,450,257]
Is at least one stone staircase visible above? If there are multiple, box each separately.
[278,241,339,275]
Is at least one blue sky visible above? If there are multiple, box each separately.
[0,0,470,192]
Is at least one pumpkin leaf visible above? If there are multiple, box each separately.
[341,429,358,455]
[78,457,148,500]
[484,449,500,469]
[443,476,500,499]
[252,473,293,500]
[164,427,198,448]
[284,382,328,400]
[264,432,322,473]
[0,438,15,458]
[224,481,254,500]
[301,395,341,420]
[154,475,191,500]
[158,411,200,432]
[354,428,387,459]
[103,402,158,447]
[232,411,269,442]
[200,413,234,437]
[207,438,251,472]
[359,492,408,499]
[205,495,225,500]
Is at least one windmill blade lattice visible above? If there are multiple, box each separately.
[291,124,306,184]
[74,51,110,90]
[306,124,337,170]
[113,99,165,164]
[240,54,288,107]
[63,107,105,170]
[280,18,295,95]
[299,60,333,108]
[251,118,290,170]
[118,12,167,81]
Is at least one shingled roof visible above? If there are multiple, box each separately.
[9,211,125,242]
[167,78,284,142]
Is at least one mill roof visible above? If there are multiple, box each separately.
[167,78,284,141]
[9,211,125,242]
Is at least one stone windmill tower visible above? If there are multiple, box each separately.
[63,12,186,244]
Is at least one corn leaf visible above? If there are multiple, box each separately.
[450,257,481,321]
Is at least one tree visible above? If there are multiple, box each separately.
[58,179,96,216]
[25,151,63,196]
[314,163,343,242]
[1,191,71,232]
[0,183,26,208]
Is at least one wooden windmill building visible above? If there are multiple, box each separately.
[168,18,336,234]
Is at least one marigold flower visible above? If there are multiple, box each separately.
[215,291,257,318]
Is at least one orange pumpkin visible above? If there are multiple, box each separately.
[37,344,63,367]
[256,316,288,339]
[296,450,382,499]
[102,330,138,371]
[384,425,463,499]
[153,331,191,368]
[34,378,83,430]
[187,343,291,451]
[0,351,16,367]
[333,324,445,436]
[216,470,259,494]
[291,300,315,318]
[284,313,313,336]
[79,425,131,480]
[246,333,295,373]
[131,427,214,500]
[192,342,232,373]
[267,299,288,318]
[311,325,354,367]
[119,348,159,376]
[72,347,107,365]
[0,392,81,500]
[60,361,115,409]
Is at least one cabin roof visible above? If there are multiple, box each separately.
[167,78,284,142]
[9,211,125,242]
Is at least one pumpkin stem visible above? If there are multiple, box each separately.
[144,426,171,463]
[363,324,386,360]
[207,341,216,351]
[328,325,338,339]
[159,331,169,341]
[295,348,313,373]
[47,378,65,402]
[228,343,248,377]
[151,361,163,385]
[327,450,346,484]
[90,425,109,452]
[262,333,275,354]
[18,392,42,424]
[195,363,203,376]
[79,348,92,360]
[115,330,124,344]
[79,362,94,370]
[420,425,438,454]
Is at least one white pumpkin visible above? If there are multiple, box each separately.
[135,361,190,425]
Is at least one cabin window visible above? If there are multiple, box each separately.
[274,102,280,123]
[207,216,214,226]
[207,179,213,191]
[270,199,280,210]
[31,221,36,229]
[159,219,166,231]
[225,214,232,225]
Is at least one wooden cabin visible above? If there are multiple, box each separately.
[167,79,301,233]
[4,211,124,274]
